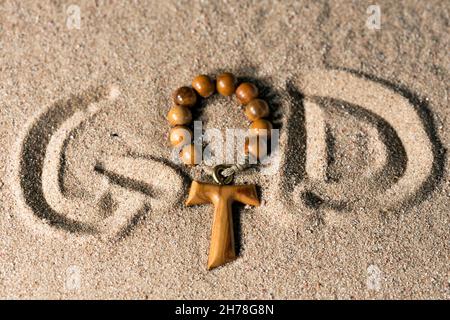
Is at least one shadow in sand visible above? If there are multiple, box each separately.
[282,82,307,193]
[19,87,108,234]
[94,164,154,197]
[311,96,408,191]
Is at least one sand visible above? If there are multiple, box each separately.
[0,0,449,299]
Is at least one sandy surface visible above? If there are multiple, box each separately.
[0,0,449,299]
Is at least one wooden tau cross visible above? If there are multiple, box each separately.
[186,181,260,270]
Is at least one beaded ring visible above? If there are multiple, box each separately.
[166,72,274,269]
[166,72,273,182]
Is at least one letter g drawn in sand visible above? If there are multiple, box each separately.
[12,85,183,239]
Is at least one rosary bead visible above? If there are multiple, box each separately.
[173,86,197,107]
[244,99,269,121]
[192,75,215,98]
[249,119,273,138]
[216,72,237,96]
[169,126,192,146]
[180,143,202,166]
[245,136,268,161]
[236,82,258,105]
[167,105,192,126]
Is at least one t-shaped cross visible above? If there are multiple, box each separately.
[186,181,260,270]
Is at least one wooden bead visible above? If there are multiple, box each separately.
[249,119,273,138]
[167,105,192,126]
[180,144,201,166]
[192,75,215,98]
[169,126,192,146]
[216,72,236,96]
[244,99,269,121]
[173,86,197,107]
[245,136,268,161]
[235,82,258,105]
